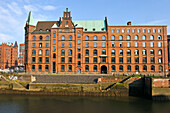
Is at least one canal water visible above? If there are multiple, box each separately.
[0,95,170,113]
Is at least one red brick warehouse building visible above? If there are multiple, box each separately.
[0,42,18,69]
[25,8,168,75]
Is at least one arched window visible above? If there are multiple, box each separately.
[39,36,43,40]
[143,65,147,71]
[158,49,162,55]
[85,49,89,55]
[62,36,65,40]
[46,50,49,55]
[46,36,49,40]
[150,49,154,55]
[134,35,138,40]
[158,35,162,40]
[127,35,131,40]
[39,50,42,55]
[135,65,139,72]
[32,50,36,55]
[53,53,56,59]
[61,50,65,55]
[119,35,123,40]
[102,49,106,55]
[69,49,72,55]
[111,65,115,71]
[142,49,146,55]
[78,53,81,59]
[69,35,72,40]
[85,65,89,72]
[142,35,146,40]
[102,35,106,40]
[127,49,131,55]
[53,33,56,37]
[119,49,123,55]
[111,49,115,55]
[85,35,89,40]
[119,65,123,72]
[127,65,131,72]
[93,49,97,55]
[135,49,139,55]
[159,65,163,71]
[33,36,36,40]
[150,35,154,40]
[151,65,155,71]
[94,65,97,72]
[94,36,97,40]
[111,35,115,40]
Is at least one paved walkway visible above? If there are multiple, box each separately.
[32,75,102,84]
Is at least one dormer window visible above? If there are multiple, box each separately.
[101,28,104,31]
[46,29,49,32]
[85,28,87,31]
[93,28,95,31]
[39,29,42,32]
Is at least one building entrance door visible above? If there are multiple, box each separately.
[53,62,56,73]
[101,65,107,74]
[77,69,81,74]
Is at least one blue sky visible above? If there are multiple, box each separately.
[0,0,170,45]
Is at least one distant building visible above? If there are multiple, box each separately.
[24,8,168,75]
[18,44,25,66]
[0,41,18,69]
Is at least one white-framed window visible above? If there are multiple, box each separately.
[127,35,130,40]
[150,42,154,47]
[134,35,138,40]
[122,29,125,33]
[158,57,162,63]
[127,42,130,48]
[158,49,162,55]
[135,42,138,47]
[143,42,146,47]
[150,35,154,40]
[142,35,146,40]
[135,49,139,55]
[158,42,162,47]
[142,49,146,55]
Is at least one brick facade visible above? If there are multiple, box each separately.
[25,8,168,76]
[0,42,18,69]
[18,44,25,66]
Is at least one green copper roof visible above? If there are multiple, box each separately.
[51,23,58,28]
[27,11,35,26]
[73,20,106,32]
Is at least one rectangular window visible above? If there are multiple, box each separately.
[137,29,140,33]
[119,57,123,63]
[69,57,72,63]
[143,42,146,47]
[122,29,125,33]
[143,57,147,64]
[111,57,115,63]
[85,42,89,47]
[32,65,35,71]
[53,46,56,51]
[158,29,161,33]
[61,43,64,48]
[39,43,42,48]
[127,29,130,33]
[132,29,135,33]
[46,43,49,48]
[61,65,65,71]
[102,57,106,63]
[148,29,151,33]
[153,29,156,33]
[39,65,42,71]
[117,29,119,33]
[68,65,72,71]
[111,42,115,47]
[119,42,123,47]
[78,33,81,37]
[69,43,72,48]
[127,57,131,63]
[78,61,81,66]
[135,57,139,64]
[158,57,162,64]
[78,39,81,44]
[53,33,56,38]
[94,43,97,48]
[53,39,56,44]
[102,42,105,47]
[93,57,97,63]
[77,46,80,51]
[151,57,155,64]
[32,57,35,63]
[112,29,114,33]
[143,29,145,33]
[135,42,138,47]
[127,42,130,48]
[45,57,49,63]
[39,57,42,63]
[150,42,154,47]
[158,42,162,47]
[78,54,81,59]
[85,57,89,63]
[61,57,65,63]
[32,43,35,48]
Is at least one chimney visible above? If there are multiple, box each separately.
[127,21,131,25]
[66,8,68,12]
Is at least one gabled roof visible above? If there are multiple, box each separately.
[73,20,106,32]
[34,21,59,31]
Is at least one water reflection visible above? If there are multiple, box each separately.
[0,95,169,113]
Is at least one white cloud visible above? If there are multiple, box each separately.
[0,33,13,42]
[24,5,38,12]
[0,6,10,15]
[43,5,56,10]
[7,2,22,15]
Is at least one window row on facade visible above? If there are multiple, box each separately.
[111,28,162,34]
